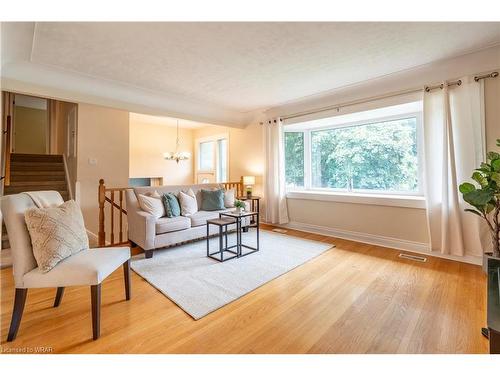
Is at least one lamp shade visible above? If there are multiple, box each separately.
[243,176,255,185]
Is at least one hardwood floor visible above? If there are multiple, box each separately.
[0,225,488,354]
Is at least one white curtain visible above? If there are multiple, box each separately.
[264,117,289,224]
[423,76,486,257]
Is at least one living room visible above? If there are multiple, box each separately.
[1,1,500,372]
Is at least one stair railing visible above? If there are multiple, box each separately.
[1,116,12,188]
[98,178,244,247]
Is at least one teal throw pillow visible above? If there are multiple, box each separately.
[201,189,225,211]
[162,193,181,218]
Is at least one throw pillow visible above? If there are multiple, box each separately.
[162,193,181,218]
[178,189,198,216]
[24,200,89,273]
[138,193,165,218]
[201,189,225,211]
[224,188,236,208]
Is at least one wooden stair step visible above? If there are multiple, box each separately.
[11,153,63,162]
[10,162,64,171]
[4,185,68,194]
[8,180,67,187]
[10,176,66,183]
[11,170,65,176]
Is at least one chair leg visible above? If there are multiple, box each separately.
[91,284,101,340]
[7,288,28,342]
[123,259,131,300]
[145,250,153,259]
[54,287,65,307]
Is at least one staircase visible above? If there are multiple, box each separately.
[1,153,70,268]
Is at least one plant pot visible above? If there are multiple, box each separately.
[235,207,243,214]
[483,252,500,274]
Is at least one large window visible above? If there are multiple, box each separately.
[284,104,422,196]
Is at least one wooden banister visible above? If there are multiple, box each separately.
[3,116,12,186]
[97,178,244,248]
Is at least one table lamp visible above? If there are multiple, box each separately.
[242,176,255,198]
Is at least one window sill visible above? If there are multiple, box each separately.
[285,190,426,209]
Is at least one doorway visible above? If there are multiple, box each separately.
[12,94,49,154]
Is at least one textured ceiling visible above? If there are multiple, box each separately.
[27,22,500,113]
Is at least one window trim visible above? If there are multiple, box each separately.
[284,109,424,198]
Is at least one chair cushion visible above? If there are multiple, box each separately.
[190,209,231,227]
[22,247,130,288]
[200,189,225,211]
[155,216,191,234]
[24,200,89,273]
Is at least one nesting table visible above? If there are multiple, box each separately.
[206,210,259,262]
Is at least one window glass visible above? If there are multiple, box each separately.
[199,141,214,171]
[284,132,305,188]
[310,117,418,192]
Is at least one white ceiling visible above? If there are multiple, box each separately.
[2,22,500,126]
[129,112,207,129]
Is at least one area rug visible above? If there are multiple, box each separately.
[130,230,334,319]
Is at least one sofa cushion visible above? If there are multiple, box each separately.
[178,189,198,216]
[200,189,225,211]
[162,193,181,218]
[190,209,231,227]
[138,193,165,218]
[155,216,191,234]
[224,188,236,208]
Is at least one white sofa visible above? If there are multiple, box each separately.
[125,183,249,258]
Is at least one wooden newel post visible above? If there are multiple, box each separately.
[98,179,106,247]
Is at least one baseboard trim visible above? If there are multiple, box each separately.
[275,221,482,266]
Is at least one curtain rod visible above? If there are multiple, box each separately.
[278,70,498,122]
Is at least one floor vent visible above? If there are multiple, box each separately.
[398,253,427,262]
[272,228,288,234]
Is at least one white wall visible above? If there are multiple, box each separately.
[129,117,194,185]
[77,104,129,238]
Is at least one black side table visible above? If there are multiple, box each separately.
[236,196,261,227]
[206,218,238,262]
[220,210,259,257]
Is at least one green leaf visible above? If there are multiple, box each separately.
[497,138,500,147]
[487,151,500,161]
[485,203,495,214]
[492,159,500,172]
[492,172,500,186]
[472,171,488,188]
[459,182,476,194]
[465,208,483,217]
[463,188,495,208]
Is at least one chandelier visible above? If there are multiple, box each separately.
[163,119,191,163]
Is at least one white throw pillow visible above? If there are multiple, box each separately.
[24,200,89,273]
[138,193,165,218]
[179,189,198,216]
[224,188,235,208]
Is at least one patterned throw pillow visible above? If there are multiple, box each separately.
[162,193,181,218]
[24,200,89,273]
[201,189,225,211]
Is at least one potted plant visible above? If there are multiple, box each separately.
[459,138,500,272]
[234,200,245,213]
